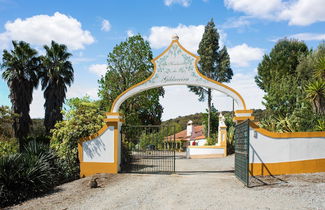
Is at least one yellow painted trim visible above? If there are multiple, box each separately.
[233,116,255,121]
[250,121,325,138]
[113,122,119,172]
[78,121,119,177]
[80,162,118,177]
[79,123,109,142]
[188,145,225,149]
[104,118,125,123]
[235,109,253,114]
[250,158,325,176]
[110,39,247,113]
[105,112,124,116]
[109,40,176,113]
[78,143,83,162]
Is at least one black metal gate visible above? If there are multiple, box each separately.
[234,119,250,186]
[121,125,176,174]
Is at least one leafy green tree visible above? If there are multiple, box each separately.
[98,35,164,125]
[1,41,41,151]
[40,41,74,133]
[188,19,233,138]
[255,39,309,116]
[202,104,218,139]
[0,106,16,140]
[299,42,325,115]
[50,96,104,180]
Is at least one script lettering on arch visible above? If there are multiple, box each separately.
[148,43,207,85]
[110,37,247,113]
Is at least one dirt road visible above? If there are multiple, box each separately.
[10,155,325,210]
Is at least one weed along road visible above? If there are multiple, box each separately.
[12,155,325,210]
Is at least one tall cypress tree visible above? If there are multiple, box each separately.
[188,19,233,138]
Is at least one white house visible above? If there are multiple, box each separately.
[167,120,208,148]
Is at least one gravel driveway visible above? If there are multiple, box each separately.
[10,155,325,210]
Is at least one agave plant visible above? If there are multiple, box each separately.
[315,119,325,131]
[305,80,325,115]
[0,141,58,207]
[314,56,325,80]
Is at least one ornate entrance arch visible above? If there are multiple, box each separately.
[78,36,254,177]
[110,36,248,115]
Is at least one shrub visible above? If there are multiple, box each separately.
[227,126,235,155]
[0,139,18,157]
[0,141,58,207]
[206,135,217,145]
[50,97,104,181]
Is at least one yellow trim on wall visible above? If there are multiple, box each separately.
[105,112,124,116]
[250,121,325,138]
[235,109,253,114]
[110,39,248,113]
[250,158,325,176]
[233,116,255,121]
[78,122,120,177]
[104,118,125,123]
[80,162,118,177]
[79,124,109,142]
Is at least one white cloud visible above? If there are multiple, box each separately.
[271,33,325,42]
[30,88,45,118]
[160,73,264,121]
[224,0,325,26]
[29,84,100,119]
[288,33,325,41]
[101,19,111,32]
[279,0,325,26]
[224,0,283,19]
[164,0,191,7]
[228,44,264,67]
[227,73,264,110]
[66,85,98,99]
[127,30,134,37]
[148,24,205,53]
[222,16,251,29]
[0,12,94,50]
[89,64,107,77]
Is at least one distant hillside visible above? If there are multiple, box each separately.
[162,109,266,130]
[162,112,205,130]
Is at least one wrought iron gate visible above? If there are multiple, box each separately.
[121,125,176,174]
[234,119,250,187]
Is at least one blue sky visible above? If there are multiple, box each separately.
[0,0,324,120]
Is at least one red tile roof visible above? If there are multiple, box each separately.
[165,125,205,141]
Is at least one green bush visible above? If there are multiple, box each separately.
[50,97,104,181]
[0,139,18,157]
[206,135,217,145]
[227,126,235,155]
[0,141,58,207]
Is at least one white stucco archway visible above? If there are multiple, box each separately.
[109,37,250,119]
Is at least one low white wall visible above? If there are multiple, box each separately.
[249,127,325,164]
[189,139,207,146]
[82,126,115,163]
[187,146,224,158]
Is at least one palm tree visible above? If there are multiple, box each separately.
[1,41,41,151]
[40,41,74,133]
[305,80,325,114]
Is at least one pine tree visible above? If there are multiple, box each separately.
[188,19,233,138]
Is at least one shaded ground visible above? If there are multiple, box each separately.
[9,155,325,210]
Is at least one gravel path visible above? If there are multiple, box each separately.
[10,155,325,210]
